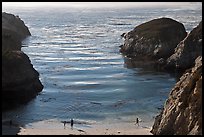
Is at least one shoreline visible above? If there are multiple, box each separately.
[2,118,153,135]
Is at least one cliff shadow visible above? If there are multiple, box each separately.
[122,56,182,81]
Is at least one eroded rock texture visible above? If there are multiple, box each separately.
[151,56,202,135]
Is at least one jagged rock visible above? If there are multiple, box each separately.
[121,32,127,38]
[151,56,202,135]
[2,12,43,110]
[165,21,202,71]
[120,17,187,60]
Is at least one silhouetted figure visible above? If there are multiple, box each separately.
[136,118,139,126]
[71,119,74,129]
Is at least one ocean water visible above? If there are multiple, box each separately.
[2,5,202,128]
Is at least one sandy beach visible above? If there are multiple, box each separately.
[2,118,153,135]
[18,125,152,135]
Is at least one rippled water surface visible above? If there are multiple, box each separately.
[2,5,202,126]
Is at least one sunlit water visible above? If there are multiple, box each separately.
[2,5,202,128]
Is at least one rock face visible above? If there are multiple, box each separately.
[165,21,202,71]
[120,17,187,60]
[2,12,43,110]
[150,56,202,135]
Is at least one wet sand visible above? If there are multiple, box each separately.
[2,117,153,135]
[17,126,152,135]
[15,119,153,135]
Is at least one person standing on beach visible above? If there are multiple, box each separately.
[71,119,74,129]
[135,118,139,126]
[63,121,66,129]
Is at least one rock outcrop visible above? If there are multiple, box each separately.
[2,12,43,110]
[120,17,187,60]
[2,12,31,51]
[150,21,202,135]
[165,21,202,71]
[120,18,202,135]
[2,12,31,41]
[151,56,202,135]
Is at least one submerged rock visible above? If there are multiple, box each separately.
[165,21,202,71]
[120,17,187,60]
[151,56,202,135]
[2,12,43,110]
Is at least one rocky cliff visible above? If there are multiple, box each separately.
[150,56,202,135]
[2,12,43,110]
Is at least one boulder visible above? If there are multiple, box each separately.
[165,21,202,71]
[2,12,43,110]
[120,17,187,60]
[150,56,202,135]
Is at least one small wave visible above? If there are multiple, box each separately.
[108,23,132,26]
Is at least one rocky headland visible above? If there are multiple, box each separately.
[120,18,202,135]
[2,12,43,110]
